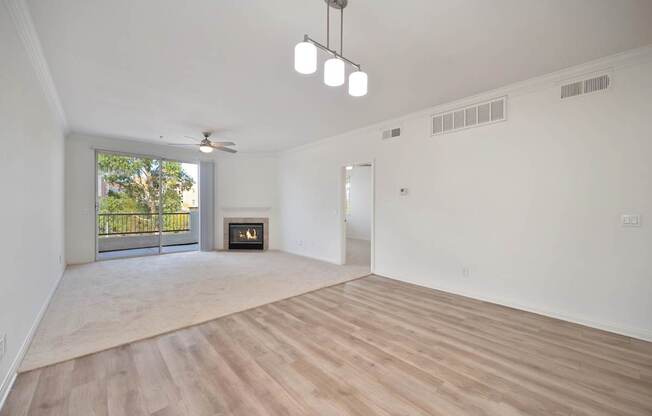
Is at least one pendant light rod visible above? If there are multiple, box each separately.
[303,34,361,70]
[340,8,343,55]
[326,0,330,49]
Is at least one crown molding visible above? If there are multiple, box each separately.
[281,44,652,155]
[4,0,68,133]
[68,130,279,157]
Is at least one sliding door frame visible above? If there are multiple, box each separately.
[94,149,201,261]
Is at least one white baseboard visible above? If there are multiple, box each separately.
[346,235,371,242]
[0,372,16,413]
[376,273,652,343]
[0,266,66,411]
[281,249,341,266]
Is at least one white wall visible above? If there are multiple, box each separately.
[65,133,279,264]
[346,166,372,241]
[214,155,279,250]
[0,5,65,402]
[278,48,652,341]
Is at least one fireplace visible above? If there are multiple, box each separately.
[228,223,264,250]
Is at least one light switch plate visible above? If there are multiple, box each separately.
[621,214,641,227]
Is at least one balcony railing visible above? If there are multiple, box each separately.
[98,212,191,236]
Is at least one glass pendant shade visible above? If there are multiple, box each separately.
[348,71,368,97]
[294,42,317,74]
[324,58,345,86]
[199,144,214,153]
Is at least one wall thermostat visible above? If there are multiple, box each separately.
[400,188,409,196]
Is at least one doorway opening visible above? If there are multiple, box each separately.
[342,163,373,271]
[95,151,200,260]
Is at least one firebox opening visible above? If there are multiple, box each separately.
[229,223,264,250]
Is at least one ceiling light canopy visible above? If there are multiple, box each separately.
[294,0,367,97]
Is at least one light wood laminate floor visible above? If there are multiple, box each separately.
[3,275,652,416]
[21,250,370,372]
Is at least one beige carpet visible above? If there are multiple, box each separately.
[20,249,370,372]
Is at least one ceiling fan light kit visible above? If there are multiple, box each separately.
[199,140,214,153]
[168,132,237,154]
[294,0,367,97]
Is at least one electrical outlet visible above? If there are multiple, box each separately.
[0,333,6,362]
[462,267,470,278]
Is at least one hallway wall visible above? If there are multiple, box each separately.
[346,166,372,241]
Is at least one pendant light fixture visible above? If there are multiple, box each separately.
[294,0,367,97]
[324,57,345,86]
[348,70,367,96]
[294,42,317,74]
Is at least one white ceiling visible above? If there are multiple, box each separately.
[26,0,652,152]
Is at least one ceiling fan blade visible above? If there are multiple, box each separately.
[167,143,198,146]
[214,146,237,153]
[183,135,200,141]
[211,141,235,146]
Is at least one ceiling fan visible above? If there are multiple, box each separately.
[168,131,237,153]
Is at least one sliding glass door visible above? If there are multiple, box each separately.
[95,151,199,260]
[160,160,199,254]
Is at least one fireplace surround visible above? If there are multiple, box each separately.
[223,217,269,250]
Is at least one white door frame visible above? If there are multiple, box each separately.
[339,160,375,273]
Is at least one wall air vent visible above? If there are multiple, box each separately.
[381,127,401,140]
[561,74,610,99]
[431,96,506,136]
[561,81,583,99]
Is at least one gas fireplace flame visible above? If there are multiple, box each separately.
[238,228,258,240]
